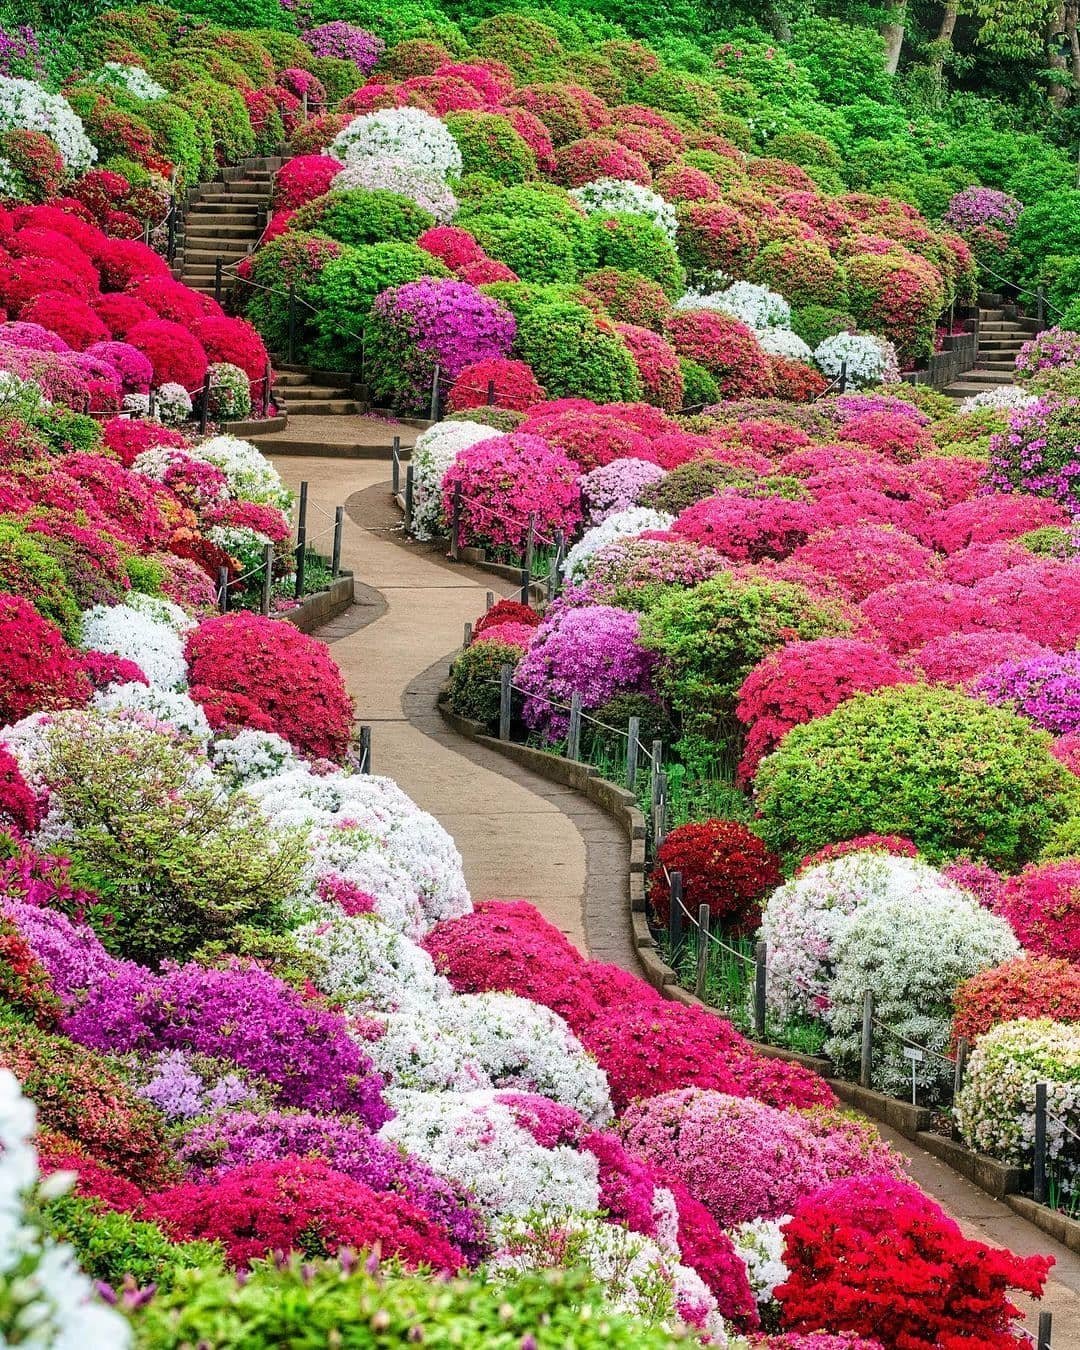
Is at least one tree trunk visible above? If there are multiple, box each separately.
[1047,6,1070,107]
[928,1,959,87]
[881,0,908,75]
[1066,1,1080,88]
[763,0,792,43]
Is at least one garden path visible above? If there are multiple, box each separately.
[267,431,1080,1341]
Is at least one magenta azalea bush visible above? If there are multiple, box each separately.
[972,652,1080,735]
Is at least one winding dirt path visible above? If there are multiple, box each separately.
[267,442,1080,1343]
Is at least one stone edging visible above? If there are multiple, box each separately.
[280,572,354,634]
[437,690,1080,1255]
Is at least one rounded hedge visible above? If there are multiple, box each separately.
[514,300,641,403]
[586,211,685,297]
[290,187,435,246]
[445,110,537,183]
[469,212,580,284]
[755,684,1078,870]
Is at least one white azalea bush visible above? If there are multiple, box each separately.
[90,683,212,742]
[959,385,1038,413]
[189,434,292,511]
[89,63,167,100]
[334,156,459,222]
[957,1018,1080,1166]
[826,885,1019,1096]
[410,418,502,540]
[728,1217,789,1310]
[209,729,298,785]
[0,77,95,174]
[814,331,900,387]
[294,909,451,1013]
[562,507,674,581]
[79,597,192,689]
[0,1070,132,1349]
[756,327,816,363]
[677,280,790,330]
[329,107,463,179]
[569,179,677,241]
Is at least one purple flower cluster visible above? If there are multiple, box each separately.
[987,394,1080,511]
[178,1109,487,1260]
[832,392,930,426]
[973,652,1080,735]
[0,320,69,353]
[943,187,1022,234]
[515,603,657,739]
[563,537,728,607]
[85,340,154,396]
[8,903,389,1127]
[581,458,667,524]
[1016,326,1080,381]
[0,23,42,79]
[303,22,384,75]
[134,1050,265,1121]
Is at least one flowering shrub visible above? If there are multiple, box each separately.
[777,1175,1050,1349]
[561,507,674,581]
[665,310,770,398]
[994,861,1080,961]
[676,201,758,276]
[440,432,582,555]
[515,604,656,738]
[944,187,1022,234]
[973,652,1080,734]
[988,395,1080,511]
[672,491,817,563]
[569,178,675,240]
[446,358,543,413]
[614,323,684,412]
[126,318,207,393]
[0,77,95,175]
[736,639,910,782]
[365,279,516,414]
[581,458,666,524]
[304,23,384,74]
[859,579,993,655]
[814,332,899,387]
[0,592,88,722]
[1015,327,1080,380]
[329,106,463,179]
[953,957,1080,1046]
[186,614,354,761]
[409,418,501,540]
[648,820,780,932]
[149,1157,464,1270]
[972,559,1080,650]
[911,632,1051,687]
[756,685,1075,869]
[792,524,937,601]
[273,154,343,209]
[582,268,672,331]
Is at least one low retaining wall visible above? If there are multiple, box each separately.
[437,688,1080,1256]
[282,572,354,633]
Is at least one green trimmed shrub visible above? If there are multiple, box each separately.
[790,303,858,349]
[750,239,847,310]
[678,356,719,409]
[291,188,435,247]
[755,685,1078,870]
[447,638,527,729]
[514,300,641,402]
[459,186,596,270]
[311,55,364,102]
[470,213,581,283]
[0,519,79,637]
[241,232,344,362]
[587,211,685,297]
[445,110,537,184]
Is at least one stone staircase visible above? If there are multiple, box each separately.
[273,366,364,417]
[173,155,281,298]
[943,305,1038,402]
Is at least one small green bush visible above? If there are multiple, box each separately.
[587,211,685,297]
[291,188,435,247]
[445,110,537,184]
[515,300,641,402]
[0,519,79,637]
[755,685,1078,870]
[640,459,751,515]
[678,356,719,409]
[470,212,581,283]
[446,639,527,730]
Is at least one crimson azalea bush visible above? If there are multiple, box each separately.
[648,819,780,933]
[148,1158,465,1270]
[776,1176,1051,1350]
[0,591,89,722]
[665,311,770,398]
[446,357,543,412]
[440,432,582,555]
[994,862,1080,961]
[735,639,911,783]
[185,614,354,761]
[672,492,817,563]
[911,632,1051,687]
[0,747,39,834]
[953,956,1080,1047]
[792,525,937,602]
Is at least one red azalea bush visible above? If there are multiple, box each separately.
[519,408,654,471]
[473,599,541,637]
[185,614,354,760]
[672,492,817,562]
[190,314,269,383]
[769,356,828,403]
[417,225,484,270]
[665,311,770,397]
[910,632,1051,686]
[614,322,684,412]
[735,639,911,781]
[0,593,89,724]
[916,454,985,508]
[648,819,780,932]
[92,291,156,338]
[18,292,108,350]
[796,835,919,875]
[1052,732,1080,775]
[440,432,582,551]
[129,276,220,327]
[446,357,544,412]
[94,237,171,292]
[676,201,759,275]
[654,163,722,202]
[791,525,938,601]
[79,651,148,691]
[37,1136,144,1213]
[776,1176,1052,1349]
[554,137,651,187]
[100,416,187,468]
[125,318,209,391]
[0,746,38,833]
[836,411,933,464]
[148,1157,464,1270]
[581,268,672,331]
[995,861,1080,962]
[933,496,1070,553]
[952,956,1080,1046]
[505,83,607,145]
[859,580,993,655]
[972,561,1080,650]
[942,540,1032,586]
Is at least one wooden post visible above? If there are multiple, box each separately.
[262,359,272,418]
[260,541,273,615]
[1034,1082,1048,1205]
[391,435,400,496]
[167,203,176,263]
[148,387,157,421]
[524,513,535,580]
[287,284,297,364]
[655,770,668,845]
[546,556,557,603]
[695,905,710,1000]
[199,370,211,434]
[404,464,414,532]
[301,90,308,121]
[486,590,494,610]
[217,565,229,613]
[214,256,222,305]
[1038,1310,1053,1350]
[429,364,441,423]
[519,566,529,604]
[625,715,640,791]
[953,1035,969,1102]
[754,941,767,1040]
[331,505,343,578]
[668,871,683,949]
[498,664,512,741]
[838,359,848,394]
[486,378,496,405]
[294,480,308,601]
[449,484,462,561]
[567,692,583,761]
[650,740,663,812]
[860,990,874,1089]
[358,724,371,774]
[463,621,472,648]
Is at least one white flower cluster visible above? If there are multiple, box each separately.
[755,327,815,364]
[957,1018,1080,1165]
[959,385,1038,414]
[330,107,463,179]
[132,446,228,509]
[0,1070,132,1350]
[334,156,459,223]
[371,991,613,1122]
[678,280,790,330]
[190,434,292,511]
[380,1089,602,1224]
[89,62,167,100]
[410,418,502,540]
[728,1217,789,1308]
[825,877,1019,1097]
[814,331,900,387]
[210,729,298,785]
[0,77,96,174]
[294,909,451,1014]
[568,178,677,242]
[79,596,192,690]
[206,523,276,579]
[562,506,674,581]
[90,682,212,742]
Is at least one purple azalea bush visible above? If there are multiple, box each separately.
[303,22,384,75]
[943,187,1022,234]
[973,652,1080,735]
[515,603,657,739]
[987,394,1080,510]
[367,279,516,413]
[1015,326,1080,381]
[581,458,667,524]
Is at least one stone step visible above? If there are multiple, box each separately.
[977,359,1020,371]
[287,398,364,415]
[246,438,410,459]
[959,369,1017,384]
[195,191,270,204]
[279,385,353,400]
[185,208,262,222]
[185,223,261,238]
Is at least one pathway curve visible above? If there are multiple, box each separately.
[266,434,1080,1341]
